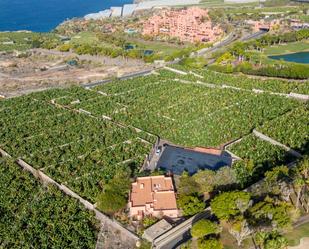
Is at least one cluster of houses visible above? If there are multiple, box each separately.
[246,19,281,32]
[142,7,223,43]
[246,18,309,32]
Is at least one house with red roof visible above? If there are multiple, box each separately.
[128,175,179,219]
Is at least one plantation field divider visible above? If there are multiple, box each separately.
[164,66,188,75]
[50,99,159,141]
[253,129,303,158]
[224,138,244,160]
[225,149,242,161]
[172,70,309,101]
[0,147,140,245]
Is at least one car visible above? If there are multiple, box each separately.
[155,146,162,156]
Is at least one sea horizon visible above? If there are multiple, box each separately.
[0,0,132,32]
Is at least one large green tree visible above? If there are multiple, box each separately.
[210,191,251,220]
[255,231,288,249]
[249,196,294,229]
[96,171,131,214]
[178,172,200,196]
[193,169,216,193]
[178,195,205,216]
[191,219,221,238]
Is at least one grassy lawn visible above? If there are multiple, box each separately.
[69,31,119,49]
[284,222,309,246]
[126,38,189,55]
[263,41,309,55]
[70,32,99,45]
[225,5,303,14]
[196,0,258,8]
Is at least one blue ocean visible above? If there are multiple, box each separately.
[0,0,131,32]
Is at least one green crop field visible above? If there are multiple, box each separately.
[171,64,309,94]
[257,106,309,153]
[0,67,308,203]
[0,157,98,248]
[229,134,297,170]
[0,93,154,202]
[0,32,36,51]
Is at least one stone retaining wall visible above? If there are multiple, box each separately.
[253,129,302,158]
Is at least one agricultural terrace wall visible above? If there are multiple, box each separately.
[164,66,188,75]
[253,129,303,158]
[0,148,140,245]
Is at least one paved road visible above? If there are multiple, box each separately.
[196,32,238,56]
[153,209,211,249]
[241,30,268,41]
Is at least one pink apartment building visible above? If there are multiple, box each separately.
[128,176,179,220]
[142,7,223,43]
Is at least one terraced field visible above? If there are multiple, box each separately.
[257,106,309,153]
[171,64,309,95]
[0,157,98,248]
[0,94,153,202]
[0,68,308,202]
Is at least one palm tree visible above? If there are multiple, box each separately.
[255,232,269,249]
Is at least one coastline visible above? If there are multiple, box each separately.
[0,0,132,33]
[84,0,200,20]
[0,0,201,32]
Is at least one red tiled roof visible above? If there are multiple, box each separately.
[130,176,177,210]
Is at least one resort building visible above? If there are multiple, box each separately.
[129,176,179,219]
[290,19,309,30]
[246,19,281,32]
[142,7,223,43]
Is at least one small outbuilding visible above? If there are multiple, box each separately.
[142,219,172,242]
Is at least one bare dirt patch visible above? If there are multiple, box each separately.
[0,50,148,97]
